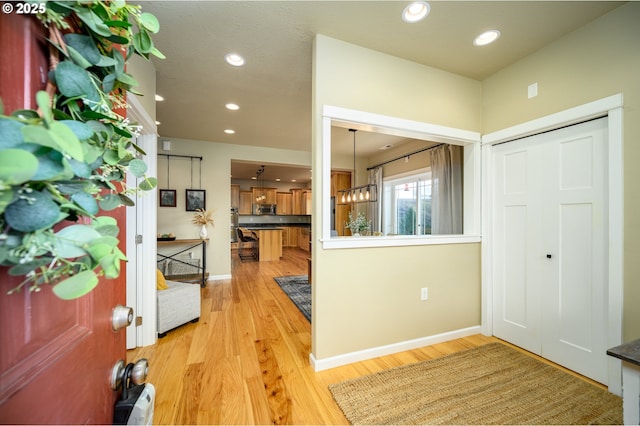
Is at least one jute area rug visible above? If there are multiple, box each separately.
[329,343,622,425]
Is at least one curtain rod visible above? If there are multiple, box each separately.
[158,154,203,161]
[366,143,444,171]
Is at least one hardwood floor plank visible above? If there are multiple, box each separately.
[128,247,599,424]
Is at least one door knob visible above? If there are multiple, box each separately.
[111,305,134,331]
[546,254,552,259]
[110,358,149,391]
[130,358,149,385]
[111,359,125,390]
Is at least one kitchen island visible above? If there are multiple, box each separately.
[245,228,283,261]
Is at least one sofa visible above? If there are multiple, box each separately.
[157,279,201,337]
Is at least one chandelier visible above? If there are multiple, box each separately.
[337,129,377,204]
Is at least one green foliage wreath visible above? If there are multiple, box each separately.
[0,1,163,299]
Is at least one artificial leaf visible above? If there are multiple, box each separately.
[150,46,166,59]
[31,152,66,181]
[85,243,112,262]
[118,194,135,207]
[8,257,53,276]
[4,191,61,232]
[116,72,138,87]
[60,120,94,140]
[138,177,157,191]
[54,61,100,102]
[71,192,99,215]
[0,117,25,149]
[0,149,38,185]
[102,73,116,93]
[96,55,117,67]
[99,193,121,210]
[132,30,153,54]
[75,8,112,37]
[65,45,93,69]
[128,158,147,177]
[52,270,99,300]
[67,158,92,178]
[49,121,85,161]
[0,189,14,215]
[99,253,121,278]
[140,12,160,33]
[35,91,53,123]
[54,224,101,258]
[104,19,132,29]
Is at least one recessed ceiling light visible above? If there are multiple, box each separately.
[225,103,240,110]
[473,29,501,46]
[291,179,297,182]
[155,94,164,101]
[251,176,257,180]
[275,178,281,182]
[225,53,246,66]
[224,129,235,134]
[379,144,394,150]
[155,120,161,125]
[402,1,430,23]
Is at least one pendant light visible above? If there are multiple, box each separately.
[337,129,377,204]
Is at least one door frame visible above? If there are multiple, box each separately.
[481,94,624,394]
[126,95,158,348]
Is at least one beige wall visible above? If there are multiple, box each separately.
[482,2,640,341]
[155,138,311,277]
[312,35,482,359]
[127,55,156,119]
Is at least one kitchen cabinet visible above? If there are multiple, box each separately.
[282,226,300,247]
[298,227,310,252]
[276,192,292,215]
[252,187,277,204]
[331,171,352,236]
[239,190,253,214]
[291,188,311,214]
[230,184,240,208]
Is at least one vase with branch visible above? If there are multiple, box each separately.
[192,209,214,239]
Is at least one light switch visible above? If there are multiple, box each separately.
[528,83,538,99]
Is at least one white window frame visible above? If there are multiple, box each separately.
[321,105,481,249]
[383,168,433,236]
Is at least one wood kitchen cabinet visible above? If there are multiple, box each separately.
[252,187,277,204]
[331,171,352,236]
[276,192,292,215]
[239,190,253,214]
[291,188,311,214]
[230,184,240,208]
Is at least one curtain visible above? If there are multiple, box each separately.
[367,166,383,233]
[430,145,463,234]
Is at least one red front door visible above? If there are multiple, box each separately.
[0,14,127,424]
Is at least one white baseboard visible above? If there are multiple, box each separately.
[309,326,481,372]
[208,274,231,281]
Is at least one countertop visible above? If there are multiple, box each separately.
[607,338,640,366]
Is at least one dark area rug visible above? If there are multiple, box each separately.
[273,275,310,322]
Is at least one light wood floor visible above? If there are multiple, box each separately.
[128,247,601,425]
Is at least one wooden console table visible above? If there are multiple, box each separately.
[157,239,208,287]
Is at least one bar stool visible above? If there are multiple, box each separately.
[237,228,259,261]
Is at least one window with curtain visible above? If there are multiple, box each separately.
[382,170,432,235]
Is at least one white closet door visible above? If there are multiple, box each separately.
[492,117,608,383]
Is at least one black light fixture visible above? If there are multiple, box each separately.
[255,165,266,202]
[337,129,377,204]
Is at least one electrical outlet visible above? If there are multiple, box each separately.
[421,287,429,301]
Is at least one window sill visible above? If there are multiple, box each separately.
[320,234,481,249]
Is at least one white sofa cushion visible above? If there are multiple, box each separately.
[157,280,201,335]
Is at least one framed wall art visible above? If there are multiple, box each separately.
[185,189,206,211]
[159,189,176,207]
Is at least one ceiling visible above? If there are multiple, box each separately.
[139,1,623,181]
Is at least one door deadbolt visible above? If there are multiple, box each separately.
[111,305,134,331]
